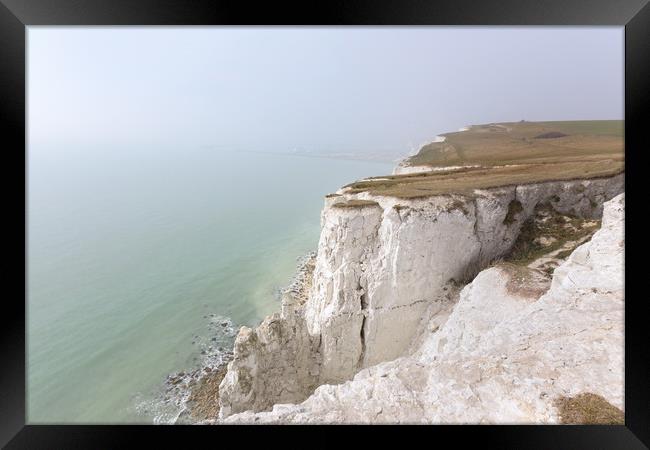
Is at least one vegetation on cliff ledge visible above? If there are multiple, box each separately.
[505,205,601,268]
[332,199,380,209]
[555,393,624,424]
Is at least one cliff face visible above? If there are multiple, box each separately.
[217,173,623,420]
[306,174,622,385]
[392,163,436,175]
[224,193,625,424]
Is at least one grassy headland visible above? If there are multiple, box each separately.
[344,120,623,199]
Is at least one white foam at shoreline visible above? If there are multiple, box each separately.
[134,251,319,424]
[132,315,237,424]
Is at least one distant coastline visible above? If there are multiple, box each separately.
[231,149,404,164]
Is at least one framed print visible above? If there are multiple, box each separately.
[1,0,648,447]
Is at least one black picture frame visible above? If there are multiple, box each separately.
[2,0,648,447]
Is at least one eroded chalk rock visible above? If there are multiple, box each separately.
[224,193,624,424]
[218,174,623,419]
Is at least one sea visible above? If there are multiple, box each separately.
[27,143,394,423]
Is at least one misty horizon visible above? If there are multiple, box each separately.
[29,27,623,156]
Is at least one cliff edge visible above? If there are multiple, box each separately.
[225,192,624,423]
[214,121,624,423]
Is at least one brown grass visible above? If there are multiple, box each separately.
[406,120,623,169]
[534,131,569,139]
[344,160,623,199]
[331,199,380,209]
[344,120,624,199]
[555,393,624,424]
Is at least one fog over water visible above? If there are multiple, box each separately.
[27,27,623,423]
[30,27,623,155]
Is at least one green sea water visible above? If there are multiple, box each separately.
[27,144,393,423]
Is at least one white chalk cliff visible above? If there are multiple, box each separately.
[217,174,624,423]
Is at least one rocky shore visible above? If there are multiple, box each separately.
[173,253,318,423]
[136,315,237,424]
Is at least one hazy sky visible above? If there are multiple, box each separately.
[28,27,623,155]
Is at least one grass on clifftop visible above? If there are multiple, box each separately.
[331,199,380,209]
[344,160,623,199]
[555,393,624,424]
[406,120,623,168]
[344,120,624,199]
